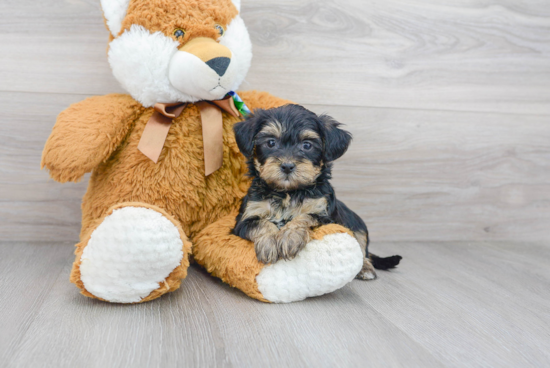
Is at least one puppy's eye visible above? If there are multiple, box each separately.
[215,24,225,37]
[173,28,186,40]
[302,141,313,150]
[266,139,277,148]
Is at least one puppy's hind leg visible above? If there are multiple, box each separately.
[357,258,377,280]
[354,231,377,280]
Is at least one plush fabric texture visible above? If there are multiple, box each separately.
[101,0,131,36]
[44,90,291,302]
[109,25,184,107]
[80,206,186,303]
[67,91,289,240]
[231,0,241,12]
[122,0,238,39]
[108,15,252,106]
[193,216,360,303]
[219,16,252,92]
[44,0,363,304]
[256,231,364,303]
[166,16,253,103]
[104,0,249,106]
[70,202,192,303]
[193,213,268,302]
[41,94,144,183]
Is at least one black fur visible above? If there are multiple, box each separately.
[371,255,402,270]
[233,104,401,269]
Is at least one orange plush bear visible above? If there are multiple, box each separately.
[42,0,364,304]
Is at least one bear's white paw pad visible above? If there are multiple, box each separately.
[80,207,184,303]
[256,233,364,303]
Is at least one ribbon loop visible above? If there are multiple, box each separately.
[138,96,243,176]
[154,102,187,119]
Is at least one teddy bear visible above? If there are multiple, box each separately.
[41,0,365,304]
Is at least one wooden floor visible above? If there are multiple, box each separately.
[1,0,549,367]
[1,240,549,367]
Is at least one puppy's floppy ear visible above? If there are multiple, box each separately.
[233,112,262,157]
[318,114,352,162]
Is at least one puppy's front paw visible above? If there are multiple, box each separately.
[276,227,310,261]
[255,234,279,264]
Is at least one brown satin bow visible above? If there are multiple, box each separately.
[137,96,241,176]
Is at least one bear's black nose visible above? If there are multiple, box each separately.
[281,163,296,174]
[206,57,231,76]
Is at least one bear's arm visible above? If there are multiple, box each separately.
[41,94,144,183]
[237,91,293,111]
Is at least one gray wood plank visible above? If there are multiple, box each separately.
[3,240,550,368]
[0,242,73,362]
[0,0,549,114]
[360,240,550,367]
[320,104,550,243]
[5,262,230,368]
[0,91,89,242]
[4,249,443,368]
[185,268,444,368]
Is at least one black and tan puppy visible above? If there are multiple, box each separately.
[232,104,401,280]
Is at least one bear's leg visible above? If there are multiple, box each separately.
[70,202,192,303]
[193,214,364,303]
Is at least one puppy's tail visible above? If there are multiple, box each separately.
[370,254,402,270]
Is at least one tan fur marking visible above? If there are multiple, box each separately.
[353,230,376,280]
[242,195,328,263]
[294,160,322,185]
[249,220,280,264]
[276,214,318,260]
[357,258,377,280]
[354,231,368,257]
[242,200,271,220]
[300,130,320,140]
[276,197,326,223]
[300,197,328,217]
[258,157,321,191]
[282,194,291,207]
[259,121,283,138]
[245,196,327,225]
[254,158,262,174]
[258,157,285,187]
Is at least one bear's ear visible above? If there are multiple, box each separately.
[100,0,132,36]
[317,114,353,162]
[231,0,241,12]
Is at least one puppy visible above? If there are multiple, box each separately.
[232,104,401,279]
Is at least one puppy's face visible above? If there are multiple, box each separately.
[254,119,323,191]
[234,105,352,191]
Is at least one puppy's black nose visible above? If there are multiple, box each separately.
[281,163,296,174]
[206,57,230,76]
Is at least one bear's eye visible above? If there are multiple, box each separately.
[302,141,313,151]
[173,28,186,40]
[215,24,225,37]
[266,139,276,148]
